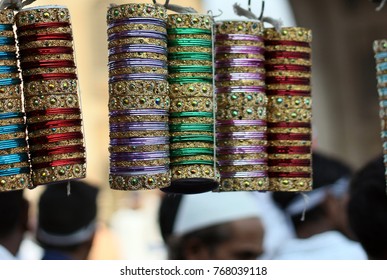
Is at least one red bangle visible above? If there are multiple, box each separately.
[17,22,70,32]
[266,89,311,96]
[268,171,311,178]
[29,132,83,145]
[32,158,85,169]
[27,108,81,118]
[269,159,311,166]
[21,60,75,69]
[266,76,310,85]
[268,133,311,141]
[268,122,311,128]
[265,64,311,72]
[267,146,311,154]
[28,119,81,131]
[23,73,77,82]
[18,33,73,44]
[20,47,73,56]
[266,51,310,60]
[265,40,310,48]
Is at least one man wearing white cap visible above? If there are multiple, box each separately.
[159,192,264,260]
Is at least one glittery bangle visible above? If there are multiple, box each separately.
[268,96,312,108]
[109,80,168,96]
[217,177,269,191]
[25,94,78,111]
[109,95,169,110]
[108,30,167,41]
[217,92,267,107]
[268,108,312,122]
[169,97,213,112]
[168,14,212,30]
[109,73,167,83]
[168,65,212,73]
[108,44,167,56]
[170,134,214,143]
[107,4,167,23]
[169,82,212,97]
[108,37,167,48]
[217,107,266,120]
[109,173,170,191]
[170,148,214,157]
[23,79,77,95]
[216,21,263,35]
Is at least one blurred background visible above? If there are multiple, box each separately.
[20,0,387,259]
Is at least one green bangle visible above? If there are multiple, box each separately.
[168,52,212,61]
[168,77,213,84]
[170,123,213,132]
[168,28,212,35]
[170,160,214,166]
[170,135,214,143]
[168,39,212,48]
[170,148,214,157]
[168,65,213,73]
[170,112,213,118]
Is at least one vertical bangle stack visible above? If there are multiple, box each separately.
[165,14,218,193]
[107,3,171,190]
[0,10,31,191]
[264,27,312,191]
[16,6,86,186]
[373,40,387,184]
[215,20,269,191]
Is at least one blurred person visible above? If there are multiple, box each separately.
[271,152,366,259]
[159,192,264,260]
[0,190,29,259]
[37,180,98,260]
[347,155,387,259]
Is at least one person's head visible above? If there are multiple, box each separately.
[273,152,352,238]
[347,155,387,259]
[0,190,29,256]
[37,180,98,260]
[159,192,264,260]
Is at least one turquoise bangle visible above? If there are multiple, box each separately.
[170,112,213,118]
[170,123,213,132]
[377,74,387,83]
[378,88,387,97]
[0,167,30,177]
[0,124,25,135]
[0,112,24,120]
[0,139,27,150]
[0,24,13,31]
[0,52,16,60]
[0,37,15,45]
[0,78,21,86]
[168,39,212,48]
[170,160,214,166]
[170,135,214,143]
[376,52,387,60]
[168,65,212,73]
[0,65,18,74]
[168,77,213,84]
[170,147,214,157]
[168,52,212,61]
[168,28,211,35]
[377,62,387,72]
[0,153,28,165]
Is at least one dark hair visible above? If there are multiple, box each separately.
[347,155,387,259]
[273,152,352,228]
[38,180,98,250]
[0,190,25,238]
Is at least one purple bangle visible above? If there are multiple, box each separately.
[216,86,265,93]
[109,74,167,83]
[108,30,167,41]
[216,72,265,81]
[108,17,166,29]
[218,159,267,166]
[215,34,263,42]
[110,151,169,161]
[216,131,266,140]
[110,137,168,146]
[110,123,168,132]
[217,120,266,126]
[220,171,267,178]
[217,146,266,154]
[110,165,169,175]
[108,45,167,56]
[216,59,264,68]
[109,109,168,117]
[108,59,167,69]
[216,46,265,55]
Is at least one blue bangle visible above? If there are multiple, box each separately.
[0,65,18,74]
[0,139,27,150]
[0,112,24,120]
[0,124,25,135]
[377,74,387,83]
[378,88,387,97]
[0,52,16,60]
[376,52,387,60]
[0,78,21,86]
[377,62,387,72]
[0,153,29,165]
[0,36,15,45]
[0,167,30,177]
[0,24,13,31]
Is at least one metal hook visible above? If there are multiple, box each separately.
[152,0,170,7]
[208,9,223,18]
[248,0,252,12]
[259,0,265,20]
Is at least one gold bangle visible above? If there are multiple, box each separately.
[0,146,28,156]
[23,79,77,96]
[268,95,312,109]
[109,94,170,110]
[218,165,268,173]
[110,131,169,138]
[109,52,167,62]
[265,57,311,66]
[216,40,264,47]
[31,152,85,164]
[0,45,16,52]
[170,97,213,113]
[0,162,30,170]
[217,139,267,147]
[110,158,169,167]
[0,98,22,113]
[268,177,312,192]
[267,108,312,122]
[217,92,267,107]
[268,154,311,159]
[269,166,311,173]
[109,80,168,96]
[168,34,212,41]
[0,173,32,192]
[0,132,26,141]
[19,40,73,50]
[170,131,213,138]
[171,164,216,180]
[216,125,267,133]
[0,85,22,99]
[107,3,167,23]
[265,45,311,53]
[17,26,72,37]
[264,27,312,43]
[22,67,76,76]
[109,115,168,123]
[267,84,311,91]
[15,8,71,27]
[217,106,267,120]
[107,23,166,35]
[167,14,212,30]
[25,94,79,111]
[0,60,17,67]
[217,153,267,161]
[0,30,15,37]
[168,46,212,53]
[0,10,14,25]
[20,54,74,63]
[216,80,265,88]
[168,72,212,79]
[109,172,171,191]
[0,72,19,79]
[170,142,214,150]
[109,144,169,153]
[171,155,214,163]
[217,177,269,192]
[266,71,311,79]
[27,114,81,125]
[109,66,167,76]
[216,53,264,60]
[108,37,167,48]
[31,163,86,187]
[374,40,387,53]
[169,82,213,98]
[269,140,311,146]
[29,139,84,151]
[169,60,212,67]
[0,116,25,126]
[216,20,263,36]
[216,67,265,75]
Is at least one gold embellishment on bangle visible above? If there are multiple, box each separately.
[268,95,312,109]
[0,132,26,141]
[169,72,212,79]
[0,99,22,113]
[109,115,167,123]
[24,79,77,96]
[268,154,311,159]
[20,54,74,63]
[0,173,32,192]
[19,40,73,50]
[108,37,167,48]
[265,45,311,53]
[0,162,30,170]
[216,40,264,47]
[0,116,25,126]
[28,125,82,138]
[168,46,212,53]
[216,80,265,88]
[15,8,71,27]
[110,131,169,138]
[169,117,213,124]
[0,146,28,156]
[0,45,16,52]
[109,66,167,76]
[110,158,169,167]
[268,108,312,122]
[0,10,14,25]
[269,166,311,173]
[264,27,312,43]
[216,53,264,60]
[217,106,267,120]
[28,139,84,151]
[217,139,268,147]
[216,20,264,36]
[109,52,167,62]
[107,3,167,23]
[109,144,169,153]
[169,60,212,67]
[31,152,85,164]
[171,155,214,163]
[109,95,169,110]
[109,172,171,191]
[108,23,166,35]
[31,163,86,187]
[0,60,17,67]
[109,80,168,96]
[170,142,214,150]
[268,177,312,192]
[266,71,311,79]
[218,165,268,173]
[0,30,15,37]
[168,14,212,30]
[265,57,311,66]
[217,92,267,107]
[169,83,213,98]
[216,67,265,75]
[0,85,22,99]
[266,84,311,92]
[216,177,269,192]
[269,140,311,146]
[22,67,76,76]
[170,97,213,113]
[0,73,19,80]
[17,26,72,37]
[217,153,267,161]
[27,114,81,124]
[25,94,79,111]
[216,125,267,133]
[171,164,216,180]
[168,34,211,41]
[170,131,214,137]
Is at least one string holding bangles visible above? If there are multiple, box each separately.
[162,13,219,194]
[215,20,269,191]
[15,6,86,186]
[107,3,171,191]
[0,9,32,191]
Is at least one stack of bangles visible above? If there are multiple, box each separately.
[16,6,86,186]
[264,27,312,191]
[0,10,32,191]
[215,20,269,191]
[107,3,171,190]
[373,39,387,184]
[164,13,218,194]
